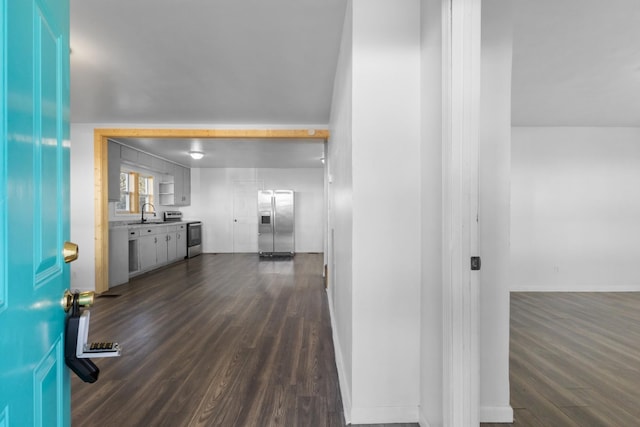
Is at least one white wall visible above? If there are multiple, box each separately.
[70,123,97,291]
[478,0,513,422]
[181,167,323,253]
[511,127,640,291]
[419,0,443,425]
[327,0,354,421]
[333,0,422,423]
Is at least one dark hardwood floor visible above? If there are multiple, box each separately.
[74,256,639,426]
[71,253,417,427]
[482,292,640,427]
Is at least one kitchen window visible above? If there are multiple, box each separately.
[116,171,154,214]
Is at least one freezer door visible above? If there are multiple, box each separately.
[273,190,294,254]
[258,190,274,254]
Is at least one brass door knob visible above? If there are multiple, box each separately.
[63,241,79,263]
[62,289,95,312]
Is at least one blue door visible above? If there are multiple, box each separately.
[1,0,71,425]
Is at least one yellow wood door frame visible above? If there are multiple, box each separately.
[94,128,329,293]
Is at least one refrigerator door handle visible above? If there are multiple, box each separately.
[272,196,276,236]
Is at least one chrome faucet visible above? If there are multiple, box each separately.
[141,203,156,223]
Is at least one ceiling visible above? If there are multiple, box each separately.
[70,0,347,125]
[70,0,640,167]
[70,0,344,168]
[511,0,640,126]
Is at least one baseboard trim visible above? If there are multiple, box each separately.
[418,411,433,427]
[480,405,514,423]
[350,405,420,425]
[326,290,352,425]
[510,286,640,292]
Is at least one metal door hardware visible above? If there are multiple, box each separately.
[63,290,121,383]
[63,241,79,263]
[62,290,94,312]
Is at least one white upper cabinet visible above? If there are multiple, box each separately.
[173,165,191,206]
[112,142,191,206]
[137,152,154,169]
[120,146,138,164]
[152,156,170,173]
[173,164,186,206]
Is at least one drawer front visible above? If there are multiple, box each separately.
[128,229,139,239]
[140,226,168,235]
[141,228,155,235]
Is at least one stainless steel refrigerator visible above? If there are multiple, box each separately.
[258,190,294,256]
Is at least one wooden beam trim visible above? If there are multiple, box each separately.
[95,128,330,139]
[94,132,109,293]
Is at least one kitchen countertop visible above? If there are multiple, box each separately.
[109,220,188,229]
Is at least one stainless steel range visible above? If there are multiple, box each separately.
[163,211,202,258]
[186,221,202,258]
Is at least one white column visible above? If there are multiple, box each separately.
[441,0,481,425]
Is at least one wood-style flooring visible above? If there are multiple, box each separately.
[74,257,640,426]
[71,253,417,427]
[482,292,640,427]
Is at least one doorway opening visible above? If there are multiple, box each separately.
[94,128,329,293]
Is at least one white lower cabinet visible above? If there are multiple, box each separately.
[138,234,157,271]
[176,227,187,260]
[128,223,187,277]
[154,226,169,265]
[167,231,177,261]
[156,235,168,265]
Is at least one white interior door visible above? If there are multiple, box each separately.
[233,181,263,253]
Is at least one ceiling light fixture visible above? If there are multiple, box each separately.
[189,151,204,160]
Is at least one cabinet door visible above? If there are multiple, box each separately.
[182,167,191,205]
[108,141,121,201]
[152,156,166,173]
[156,234,168,265]
[176,230,187,259]
[173,164,184,205]
[139,234,157,271]
[138,152,153,169]
[167,232,177,261]
[120,145,138,163]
